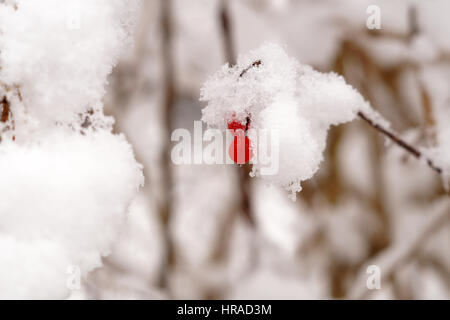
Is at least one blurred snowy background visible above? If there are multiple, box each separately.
[72,0,450,299]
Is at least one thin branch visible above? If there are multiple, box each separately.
[357,111,443,175]
[239,60,261,77]
[219,0,255,226]
[348,205,449,299]
[1,95,10,123]
[219,0,236,65]
[158,0,176,293]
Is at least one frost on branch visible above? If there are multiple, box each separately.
[201,43,373,198]
[0,0,143,299]
[420,65,450,189]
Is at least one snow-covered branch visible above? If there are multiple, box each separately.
[239,58,444,177]
[357,111,442,175]
[201,43,450,200]
[0,0,143,299]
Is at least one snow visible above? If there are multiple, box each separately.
[201,43,370,198]
[0,0,143,299]
[1,0,448,301]
[0,0,140,136]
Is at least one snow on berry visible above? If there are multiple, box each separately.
[200,43,373,199]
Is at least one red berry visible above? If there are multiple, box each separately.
[227,120,246,133]
[229,135,254,164]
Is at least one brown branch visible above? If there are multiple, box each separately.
[219,0,255,226]
[158,0,176,293]
[219,0,236,66]
[348,205,450,299]
[357,111,443,175]
[239,60,261,78]
[1,96,10,123]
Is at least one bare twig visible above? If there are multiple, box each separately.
[158,0,176,292]
[219,0,255,226]
[0,84,18,141]
[1,96,10,123]
[408,5,419,39]
[219,0,236,66]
